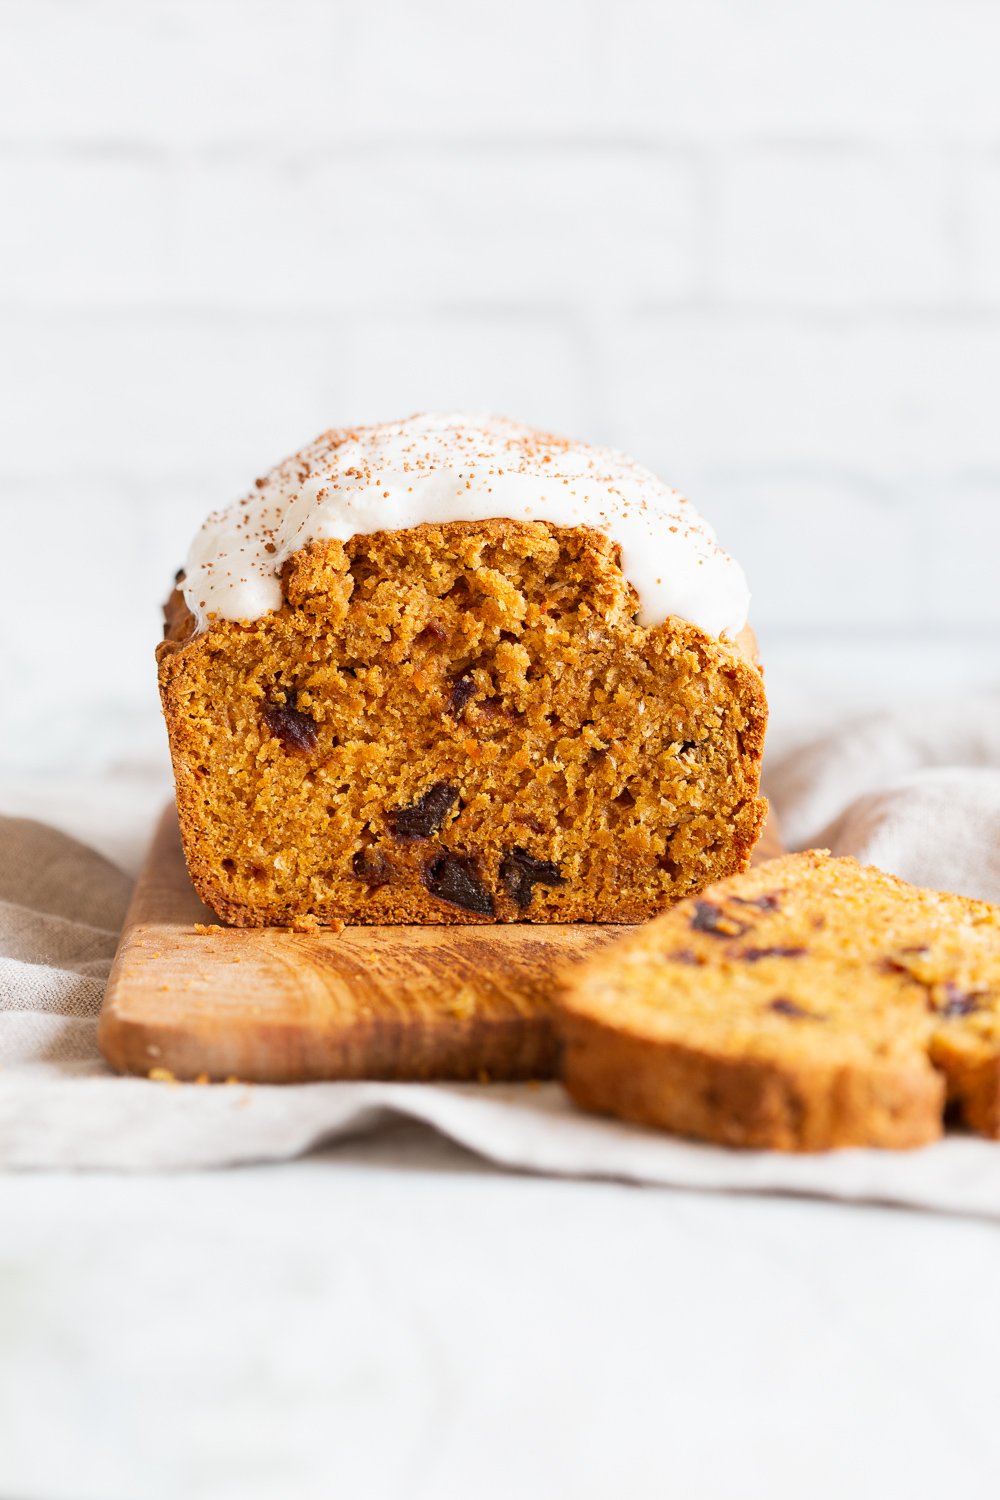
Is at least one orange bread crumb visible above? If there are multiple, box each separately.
[160,519,766,926]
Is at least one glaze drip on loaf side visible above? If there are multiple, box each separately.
[182,413,750,638]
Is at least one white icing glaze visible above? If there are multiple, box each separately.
[182,413,749,638]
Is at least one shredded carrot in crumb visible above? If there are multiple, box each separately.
[463,737,482,762]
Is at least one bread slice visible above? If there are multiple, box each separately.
[557,851,1000,1150]
[158,519,766,926]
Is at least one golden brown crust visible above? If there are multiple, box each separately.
[160,519,767,926]
[558,1011,944,1151]
[557,850,1000,1151]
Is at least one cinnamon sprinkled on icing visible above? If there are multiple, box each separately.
[182,413,749,637]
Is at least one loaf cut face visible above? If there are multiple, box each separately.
[159,520,766,926]
[558,851,1000,1149]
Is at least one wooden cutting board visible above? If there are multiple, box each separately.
[99,806,784,1084]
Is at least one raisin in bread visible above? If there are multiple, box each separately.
[557,851,1000,1150]
[158,415,766,926]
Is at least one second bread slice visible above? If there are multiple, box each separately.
[557,851,1000,1151]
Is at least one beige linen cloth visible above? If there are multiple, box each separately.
[4,691,1000,1217]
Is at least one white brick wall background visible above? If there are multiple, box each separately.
[2,0,1000,772]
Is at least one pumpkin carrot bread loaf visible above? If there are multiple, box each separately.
[557,851,1000,1151]
[158,414,766,926]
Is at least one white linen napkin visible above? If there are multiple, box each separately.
[3,693,1000,1216]
[767,687,1000,900]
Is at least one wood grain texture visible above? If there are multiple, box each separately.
[98,805,784,1084]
